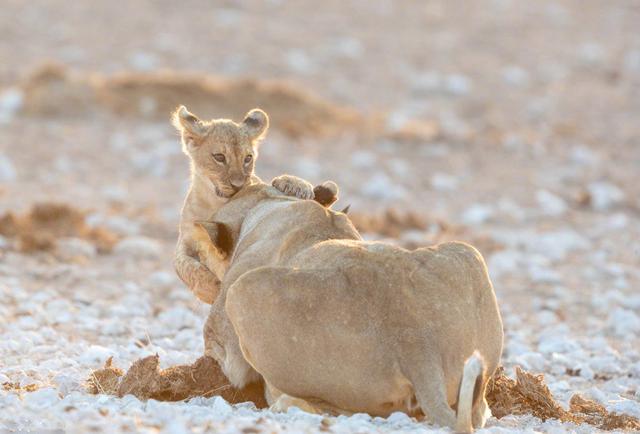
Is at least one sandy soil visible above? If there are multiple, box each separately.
[1,1,639,432]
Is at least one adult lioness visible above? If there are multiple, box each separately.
[198,184,503,433]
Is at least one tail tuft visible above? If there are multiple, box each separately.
[455,351,486,433]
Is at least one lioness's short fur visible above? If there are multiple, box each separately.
[199,184,504,433]
[172,106,315,303]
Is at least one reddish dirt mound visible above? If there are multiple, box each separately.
[20,63,361,138]
[0,202,119,254]
[87,359,640,431]
[87,355,267,407]
[487,366,640,431]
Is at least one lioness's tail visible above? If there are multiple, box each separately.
[455,351,486,433]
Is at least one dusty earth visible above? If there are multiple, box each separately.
[1,0,639,432]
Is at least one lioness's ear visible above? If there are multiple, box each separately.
[241,108,269,143]
[194,221,235,258]
[172,105,207,146]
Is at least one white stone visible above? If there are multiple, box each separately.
[587,181,625,211]
[211,396,233,416]
[286,49,313,74]
[56,237,97,260]
[0,153,17,182]
[294,158,321,179]
[129,51,159,71]
[538,336,580,354]
[607,308,640,337]
[461,204,494,225]
[214,8,241,27]
[114,237,162,259]
[386,411,411,424]
[570,146,599,166]
[79,345,116,365]
[411,71,442,95]
[536,190,568,216]
[86,213,140,236]
[0,87,24,123]
[578,43,606,65]
[445,74,472,95]
[360,173,407,200]
[430,172,458,191]
[515,352,546,372]
[625,49,640,72]
[148,271,176,288]
[502,66,530,86]
[23,387,60,409]
[332,37,363,59]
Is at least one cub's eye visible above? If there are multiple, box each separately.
[244,154,253,164]
[212,153,226,163]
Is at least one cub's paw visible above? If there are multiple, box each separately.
[192,265,221,304]
[272,175,315,200]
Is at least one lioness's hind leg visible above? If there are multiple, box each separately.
[407,361,456,429]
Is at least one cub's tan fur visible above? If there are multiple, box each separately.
[199,184,503,433]
[172,106,314,304]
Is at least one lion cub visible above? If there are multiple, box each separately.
[172,105,315,304]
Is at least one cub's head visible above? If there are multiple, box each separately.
[172,106,269,198]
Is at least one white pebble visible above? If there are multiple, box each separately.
[79,345,116,365]
[536,190,568,216]
[515,352,546,372]
[361,173,407,200]
[0,87,24,123]
[23,388,60,410]
[386,411,411,424]
[587,181,625,211]
[570,146,599,166]
[286,49,313,74]
[56,237,97,260]
[294,158,321,179]
[211,396,233,416]
[538,336,580,354]
[502,66,530,86]
[0,153,17,182]
[114,237,162,259]
[350,150,377,169]
[607,308,640,337]
[461,204,494,225]
[445,74,472,96]
[129,51,159,71]
[430,172,459,191]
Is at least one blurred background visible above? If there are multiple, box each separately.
[0,1,639,428]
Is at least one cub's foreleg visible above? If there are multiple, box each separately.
[174,231,225,304]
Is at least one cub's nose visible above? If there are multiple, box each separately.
[230,178,245,192]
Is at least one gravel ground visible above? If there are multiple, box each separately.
[1,1,639,432]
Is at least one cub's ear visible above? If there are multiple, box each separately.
[171,105,208,146]
[241,108,269,142]
[194,221,235,258]
[313,181,339,207]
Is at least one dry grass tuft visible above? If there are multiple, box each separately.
[86,356,124,395]
[349,209,428,238]
[349,209,503,255]
[487,366,640,431]
[0,202,119,254]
